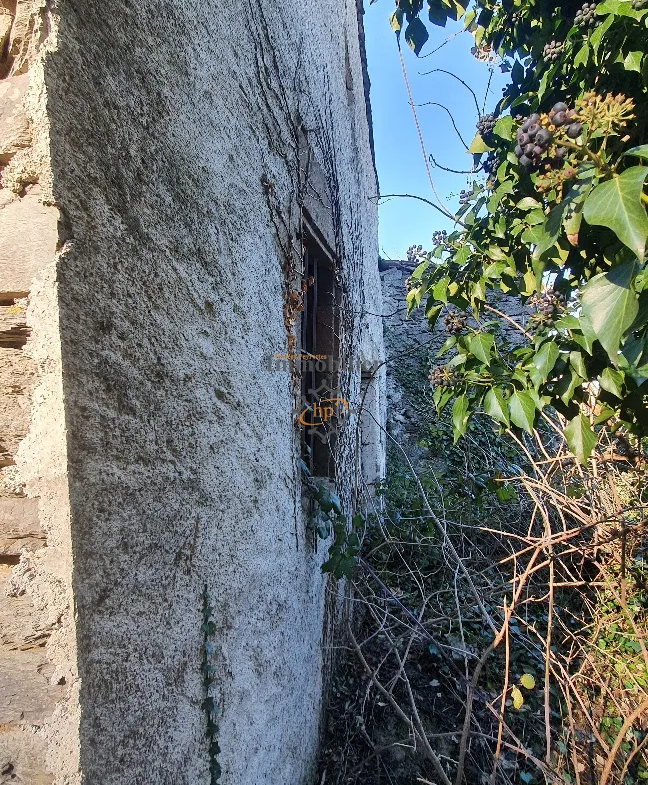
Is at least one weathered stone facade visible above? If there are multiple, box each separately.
[0,2,385,783]
[380,261,528,449]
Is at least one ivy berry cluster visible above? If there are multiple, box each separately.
[444,311,468,335]
[548,102,582,138]
[527,290,565,331]
[543,40,564,63]
[406,243,425,263]
[428,365,461,388]
[432,230,448,246]
[459,189,472,205]
[515,113,554,172]
[631,0,647,9]
[476,113,496,139]
[574,3,597,27]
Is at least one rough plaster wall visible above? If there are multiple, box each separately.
[25,1,386,784]
[0,2,79,783]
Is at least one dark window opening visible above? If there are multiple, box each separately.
[300,217,341,479]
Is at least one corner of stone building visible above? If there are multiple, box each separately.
[0,2,80,782]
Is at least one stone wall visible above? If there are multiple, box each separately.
[380,261,527,450]
[0,1,384,783]
[0,2,78,782]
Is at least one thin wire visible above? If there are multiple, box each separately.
[397,43,457,222]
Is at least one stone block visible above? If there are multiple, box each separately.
[0,726,53,785]
[0,193,57,298]
[0,74,31,165]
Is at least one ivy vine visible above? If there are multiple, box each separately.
[202,587,221,784]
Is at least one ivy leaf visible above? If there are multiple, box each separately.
[411,260,429,280]
[564,413,597,465]
[516,197,542,211]
[529,342,559,387]
[618,336,648,385]
[488,180,515,212]
[599,368,624,398]
[583,167,648,261]
[624,51,643,73]
[405,17,429,55]
[468,332,494,365]
[590,13,614,57]
[428,0,448,26]
[569,351,587,379]
[493,115,513,141]
[532,200,568,260]
[484,387,509,426]
[555,366,584,406]
[511,61,524,84]
[511,685,524,710]
[433,276,450,303]
[625,145,648,160]
[520,673,536,690]
[467,133,492,154]
[509,390,536,433]
[574,42,589,68]
[436,335,457,357]
[389,8,404,33]
[426,302,443,328]
[452,394,470,442]
[581,260,638,362]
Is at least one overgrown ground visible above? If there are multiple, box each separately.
[319,399,648,785]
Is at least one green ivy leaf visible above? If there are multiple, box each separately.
[493,115,513,141]
[467,133,492,154]
[436,335,457,357]
[426,302,443,328]
[488,179,514,212]
[599,367,624,398]
[618,336,648,385]
[468,332,494,365]
[452,394,470,442]
[624,50,643,73]
[555,367,584,406]
[583,167,648,261]
[569,351,587,379]
[574,42,589,68]
[590,13,614,57]
[405,17,430,55]
[432,276,450,303]
[564,413,597,465]
[509,390,536,433]
[529,342,560,387]
[484,387,509,426]
[581,260,638,362]
[625,145,648,160]
[532,200,568,260]
[516,197,542,211]
[411,260,429,280]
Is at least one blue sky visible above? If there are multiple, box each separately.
[363,1,510,260]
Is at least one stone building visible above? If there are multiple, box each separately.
[0,1,385,783]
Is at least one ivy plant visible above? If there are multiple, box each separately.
[373,0,648,462]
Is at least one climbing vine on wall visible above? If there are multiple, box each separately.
[373,0,648,462]
[202,587,221,784]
